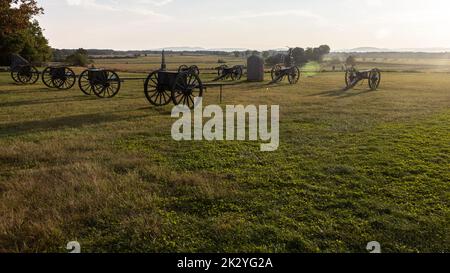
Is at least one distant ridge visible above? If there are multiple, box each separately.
[154,47,249,52]
[336,47,450,53]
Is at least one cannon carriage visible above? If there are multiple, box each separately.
[10,54,40,85]
[270,65,300,84]
[270,48,300,84]
[144,51,203,109]
[78,68,121,98]
[178,65,200,76]
[345,68,381,91]
[214,65,243,81]
[42,66,77,90]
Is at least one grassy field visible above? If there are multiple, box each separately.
[0,57,449,253]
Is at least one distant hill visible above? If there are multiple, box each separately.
[154,47,249,52]
[337,47,450,53]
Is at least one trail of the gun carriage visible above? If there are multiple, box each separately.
[0,52,449,253]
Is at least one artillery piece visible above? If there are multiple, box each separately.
[178,65,200,76]
[144,51,203,109]
[269,49,300,84]
[345,67,381,91]
[42,66,77,90]
[9,54,40,85]
[78,68,121,98]
[213,65,243,81]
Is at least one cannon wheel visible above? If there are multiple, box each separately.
[42,67,77,90]
[54,67,77,90]
[345,68,358,88]
[217,65,227,76]
[190,65,200,76]
[10,70,20,83]
[92,70,121,98]
[368,69,381,90]
[172,71,203,109]
[144,71,172,106]
[288,66,300,84]
[178,65,189,73]
[231,66,243,81]
[78,69,95,95]
[41,67,56,88]
[17,66,39,84]
[271,65,283,83]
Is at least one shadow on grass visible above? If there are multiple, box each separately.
[0,112,151,138]
[0,96,97,107]
[311,88,374,98]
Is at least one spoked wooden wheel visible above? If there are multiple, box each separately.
[42,67,76,90]
[217,65,227,76]
[78,70,95,95]
[231,66,243,81]
[368,69,381,90]
[190,65,200,76]
[288,66,300,84]
[53,67,76,90]
[345,68,358,88]
[178,65,189,73]
[41,67,56,88]
[92,70,121,98]
[172,71,203,109]
[271,65,283,82]
[144,71,172,106]
[10,70,20,83]
[17,66,39,84]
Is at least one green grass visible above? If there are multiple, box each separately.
[0,67,449,253]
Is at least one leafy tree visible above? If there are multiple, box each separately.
[0,0,43,35]
[291,47,307,65]
[0,0,51,65]
[265,53,285,66]
[65,48,90,67]
[265,45,331,67]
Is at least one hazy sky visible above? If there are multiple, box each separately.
[37,0,450,50]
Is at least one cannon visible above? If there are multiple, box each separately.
[270,65,300,84]
[214,65,243,81]
[78,68,121,98]
[345,68,381,90]
[41,66,76,90]
[270,49,300,84]
[144,51,203,109]
[10,54,40,85]
[178,65,200,76]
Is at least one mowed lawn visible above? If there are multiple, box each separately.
[0,70,449,253]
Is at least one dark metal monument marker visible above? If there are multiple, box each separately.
[247,55,264,82]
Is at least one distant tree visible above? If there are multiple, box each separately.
[291,47,307,65]
[346,55,357,66]
[318,45,331,56]
[265,45,332,67]
[244,50,253,57]
[66,48,90,66]
[265,53,285,66]
[262,51,270,59]
[233,51,241,58]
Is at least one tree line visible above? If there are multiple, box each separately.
[264,45,331,66]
